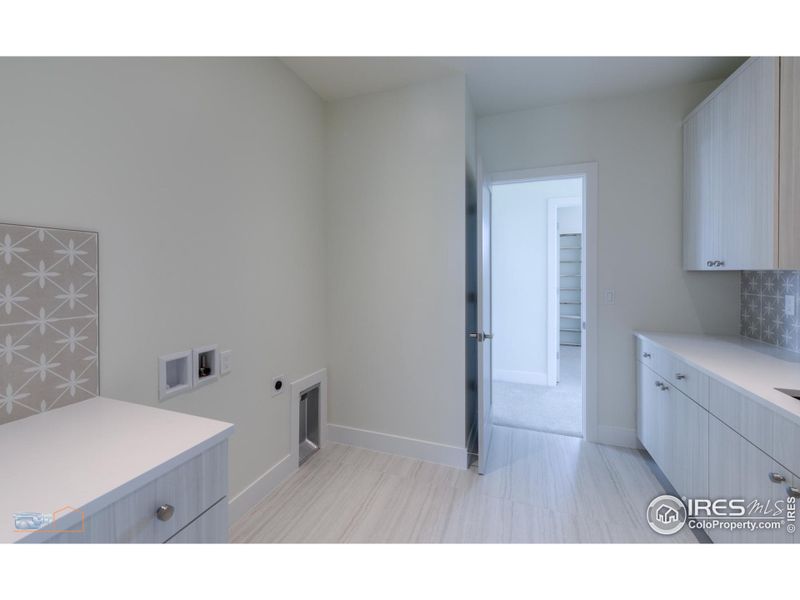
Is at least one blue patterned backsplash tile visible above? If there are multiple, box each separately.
[741,270,800,353]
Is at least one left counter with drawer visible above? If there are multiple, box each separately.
[0,396,234,544]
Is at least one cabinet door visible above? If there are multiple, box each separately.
[683,97,718,270]
[683,57,779,270]
[708,415,787,543]
[779,57,800,269]
[637,362,660,462]
[665,385,708,501]
[718,57,779,269]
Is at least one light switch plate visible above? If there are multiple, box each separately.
[220,350,232,375]
[786,295,796,317]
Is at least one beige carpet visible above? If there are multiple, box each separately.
[492,346,582,437]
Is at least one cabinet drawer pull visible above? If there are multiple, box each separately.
[643,352,651,359]
[675,373,687,380]
[156,504,175,522]
[787,487,800,499]
[769,472,786,484]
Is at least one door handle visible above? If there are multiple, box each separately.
[469,332,493,342]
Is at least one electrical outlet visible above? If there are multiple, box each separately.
[272,375,285,397]
[786,295,796,317]
[603,289,616,305]
[220,350,232,375]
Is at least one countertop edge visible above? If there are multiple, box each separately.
[634,331,800,427]
[6,399,234,544]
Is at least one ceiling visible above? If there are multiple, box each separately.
[281,57,746,116]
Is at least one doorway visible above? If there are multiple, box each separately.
[485,164,597,442]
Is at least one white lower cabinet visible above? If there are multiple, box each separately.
[708,416,796,543]
[636,335,799,543]
[45,441,228,544]
[638,361,707,501]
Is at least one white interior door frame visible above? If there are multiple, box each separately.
[488,162,598,442]
[547,196,581,387]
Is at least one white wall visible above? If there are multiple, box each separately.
[479,81,741,442]
[0,58,327,499]
[559,205,582,234]
[492,178,581,383]
[325,76,467,453]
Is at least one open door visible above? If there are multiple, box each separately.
[475,159,493,475]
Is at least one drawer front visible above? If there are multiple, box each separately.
[636,337,672,377]
[665,356,709,409]
[709,379,774,456]
[45,440,228,544]
[154,441,228,540]
[45,480,157,543]
[166,498,228,543]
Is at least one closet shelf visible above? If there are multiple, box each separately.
[559,233,582,348]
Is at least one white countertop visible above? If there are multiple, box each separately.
[0,396,234,543]
[635,332,800,426]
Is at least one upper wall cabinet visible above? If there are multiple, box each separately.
[683,57,800,271]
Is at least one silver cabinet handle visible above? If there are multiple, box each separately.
[654,380,662,388]
[787,487,800,498]
[156,504,175,522]
[675,373,687,380]
[769,472,787,484]
[643,352,651,359]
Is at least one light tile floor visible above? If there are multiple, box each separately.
[230,425,697,543]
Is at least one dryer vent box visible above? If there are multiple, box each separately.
[299,385,320,466]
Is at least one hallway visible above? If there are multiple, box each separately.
[492,346,582,436]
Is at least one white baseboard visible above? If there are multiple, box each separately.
[494,369,548,386]
[327,424,468,469]
[596,425,641,449]
[228,453,296,525]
